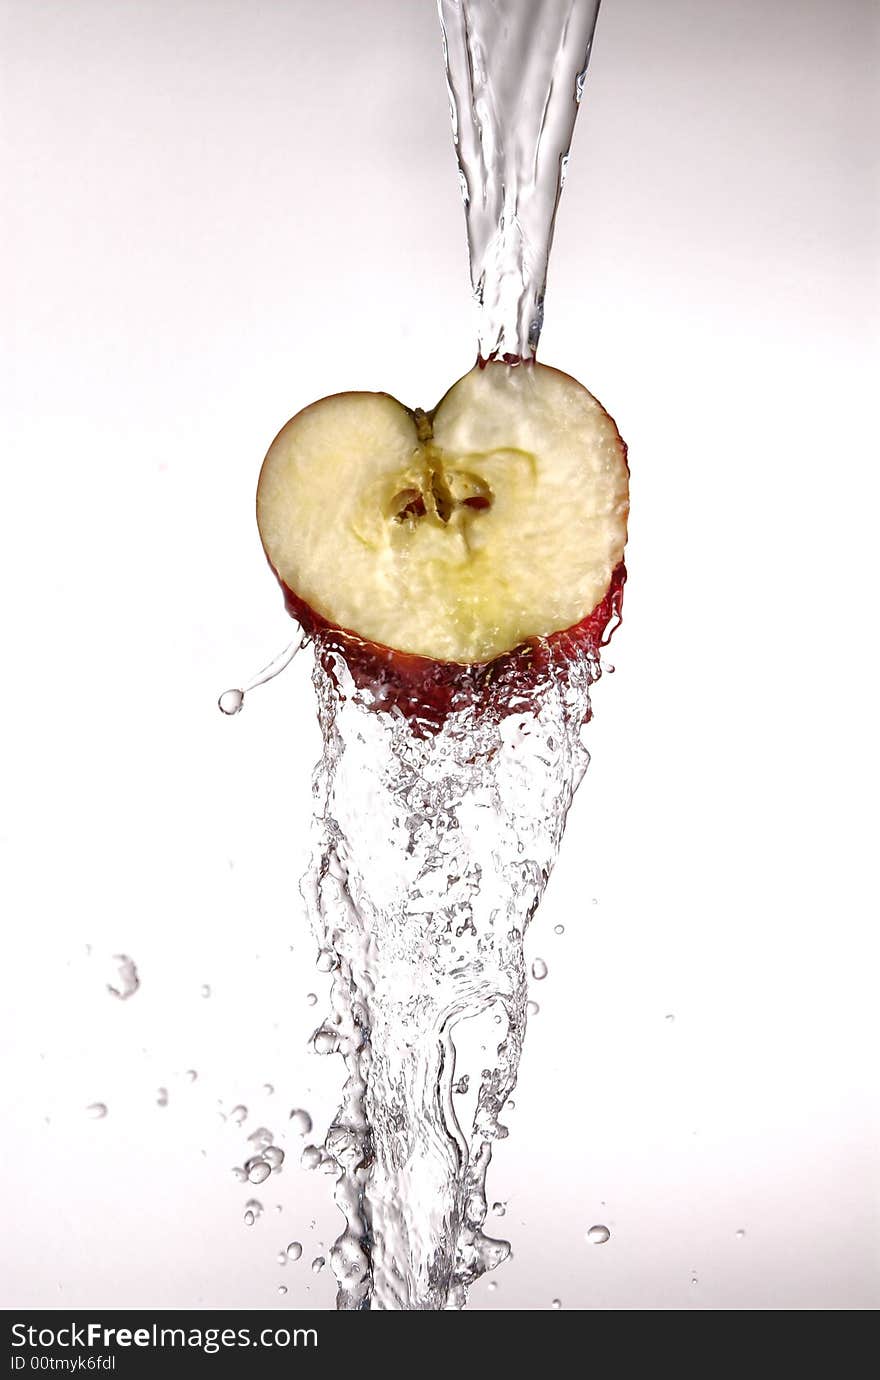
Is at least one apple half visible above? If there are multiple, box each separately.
[257,361,628,721]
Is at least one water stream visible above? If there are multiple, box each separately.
[440,0,602,360]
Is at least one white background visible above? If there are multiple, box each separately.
[1,0,877,1310]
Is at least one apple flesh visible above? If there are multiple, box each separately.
[257,361,628,720]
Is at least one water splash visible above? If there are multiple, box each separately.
[303,631,605,1309]
[440,0,602,361]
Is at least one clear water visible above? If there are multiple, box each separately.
[304,637,605,1309]
[440,0,602,360]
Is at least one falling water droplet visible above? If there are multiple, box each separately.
[231,1167,247,1183]
[311,1256,325,1274]
[591,897,599,906]
[305,993,318,1006]
[245,1198,263,1221]
[312,1027,337,1055]
[315,949,337,973]
[244,1210,255,1226]
[156,1087,168,1108]
[86,1103,107,1120]
[531,958,548,980]
[229,1104,247,1125]
[200,984,212,999]
[551,1298,562,1309]
[248,1126,273,1150]
[553,924,564,935]
[277,1284,287,1296]
[586,1224,610,1245]
[300,1145,322,1171]
[735,1228,746,1240]
[286,1241,303,1261]
[219,636,305,718]
[492,1201,506,1217]
[106,954,140,1000]
[527,1000,540,1016]
[246,1157,271,1185]
[487,1281,498,1293]
[185,1069,198,1083]
[264,1146,285,1170]
[263,1083,275,1095]
[665,1013,675,1023]
[690,1273,699,1287]
[218,689,244,716]
[289,1109,312,1136]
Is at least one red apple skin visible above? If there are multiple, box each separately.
[273,561,626,733]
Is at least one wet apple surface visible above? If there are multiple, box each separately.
[257,360,628,719]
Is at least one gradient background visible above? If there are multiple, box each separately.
[1,0,877,1311]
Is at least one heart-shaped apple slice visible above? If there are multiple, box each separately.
[257,360,628,717]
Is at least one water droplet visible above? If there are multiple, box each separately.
[229,1104,247,1125]
[86,1102,107,1120]
[156,1087,168,1108]
[454,1075,470,1094]
[200,984,212,999]
[246,1157,271,1185]
[591,897,599,906]
[264,1146,285,1170]
[106,954,140,1000]
[506,1098,515,1111]
[487,1281,497,1292]
[312,1027,337,1055]
[586,1224,610,1245]
[492,1201,506,1217]
[185,1069,198,1083]
[245,1198,263,1220]
[305,993,318,1006]
[247,1126,274,1150]
[311,1256,325,1274]
[300,1144,322,1170]
[665,1013,675,1023]
[244,1210,255,1226]
[551,1298,562,1309]
[231,1167,247,1183]
[219,638,305,718]
[286,1241,303,1261]
[289,1109,313,1136]
[526,1000,539,1016]
[218,688,244,716]
[531,958,548,980]
[690,1273,699,1287]
[553,924,564,935]
[263,1083,275,1095]
[315,949,337,973]
[735,1228,746,1240]
[277,1284,287,1296]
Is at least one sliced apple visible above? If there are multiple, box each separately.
[257,361,628,681]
